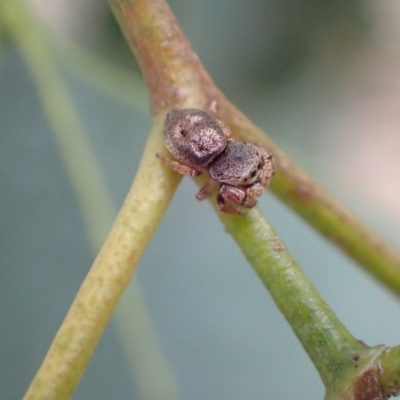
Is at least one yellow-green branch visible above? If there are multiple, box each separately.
[21,116,180,399]
[1,0,182,398]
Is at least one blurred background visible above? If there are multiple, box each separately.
[1,0,400,399]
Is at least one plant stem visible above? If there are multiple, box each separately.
[379,345,400,397]
[21,114,180,399]
[1,0,182,398]
[220,208,367,388]
[108,0,218,113]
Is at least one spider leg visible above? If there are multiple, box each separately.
[215,185,257,214]
[196,179,217,200]
[156,154,201,177]
[216,193,244,214]
[216,119,234,142]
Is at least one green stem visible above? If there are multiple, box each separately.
[220,208,367,388]
[379,345,400,397]
[108,0,218,113]
[1,1,182,398]
[20,115,180,400]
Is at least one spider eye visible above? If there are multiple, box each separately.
[251,170,257,178]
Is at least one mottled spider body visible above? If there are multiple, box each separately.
[163,109,228,171]
[156,109,275,214]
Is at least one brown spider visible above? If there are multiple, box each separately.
[156,109,276,214]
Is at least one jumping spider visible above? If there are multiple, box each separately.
[156,109,276,214]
